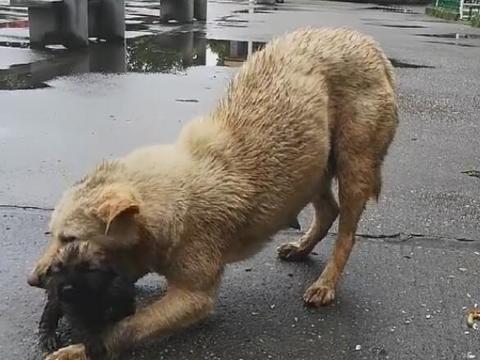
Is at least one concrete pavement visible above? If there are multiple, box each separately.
[0,0,479,359]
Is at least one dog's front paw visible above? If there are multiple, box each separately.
[303,283,335,307]
[40,333,59,352]
[45,344,87,360]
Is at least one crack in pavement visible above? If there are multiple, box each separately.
[354,232,478,243]
[328,231,480,251]
[0,204,54,211]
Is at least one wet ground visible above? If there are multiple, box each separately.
[0,0,480,359]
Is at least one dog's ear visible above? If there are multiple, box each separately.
[93,184,141,240]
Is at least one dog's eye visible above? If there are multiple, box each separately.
[50,263,63,274]
[59,235,77,243]
[78,262,102,273]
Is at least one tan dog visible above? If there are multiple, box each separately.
[30,27,398,359]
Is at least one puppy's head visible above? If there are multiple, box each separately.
[47,241,135,326]
[46,242,116,303]
[28,164,143,288]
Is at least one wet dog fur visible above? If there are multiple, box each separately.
[29,27,398,360]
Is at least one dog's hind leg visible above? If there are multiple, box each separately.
[301,84,398,307]
[302,143,390,306]
[277,175,338,261]
[302,172,370,307]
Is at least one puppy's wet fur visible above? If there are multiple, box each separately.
[39,242,135,359]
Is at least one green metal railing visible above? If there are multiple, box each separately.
[431,0,480,19]
[433,0,460,11]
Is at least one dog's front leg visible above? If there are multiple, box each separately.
[105,285,217,354]
[104,240,223,356]
[43,285,217,360]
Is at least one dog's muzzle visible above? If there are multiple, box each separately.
[27,270,44,288]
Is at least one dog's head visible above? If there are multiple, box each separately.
[28,164,144,288]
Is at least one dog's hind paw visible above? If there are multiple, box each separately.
[303,284,335,307]
[277,243,310,261]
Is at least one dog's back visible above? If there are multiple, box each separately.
[176,28,397,252]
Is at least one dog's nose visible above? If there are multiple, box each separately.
[27,271,41,287]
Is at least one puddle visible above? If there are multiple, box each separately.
[363,6,420,14]
[126,32,265,73]
[215,15,249,28]
[234,7,273,14]
[424,40,477,48]
[233,3,324,14]
[0,32,267,90]
[0,30,437,90]
[176,98,199,103]
[125,23,151,32]
[217,15,249,23]
[377,24,427,28]
[417,33,480,39]
[388,58,434,69]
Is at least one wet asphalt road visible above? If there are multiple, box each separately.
[0,0,480,359]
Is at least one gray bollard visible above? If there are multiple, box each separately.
[62,0,89,48]
[89,0,125,42]
[27,3,62,48]
[194,0,207,21]
[160,0,194,23]
[14,0,88,49]
[97,0,125,41]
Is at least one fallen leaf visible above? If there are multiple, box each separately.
[467,308,480,328]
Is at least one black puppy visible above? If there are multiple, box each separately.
[39,242,135,359]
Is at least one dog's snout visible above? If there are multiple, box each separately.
[27,271,42,288]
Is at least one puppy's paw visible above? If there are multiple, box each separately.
[45,344,87,360]
[303,283,335,307]
[40,333,59,352]
[277,242,310,261]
